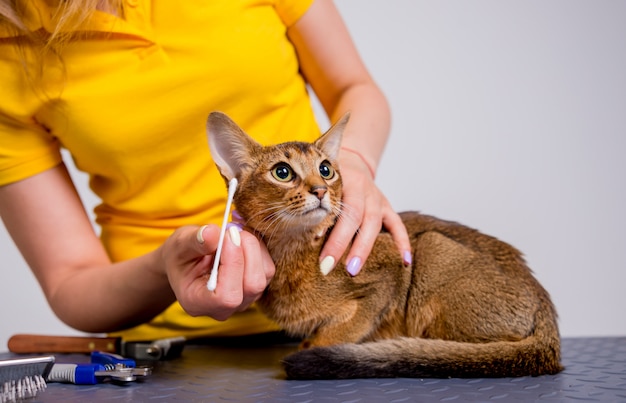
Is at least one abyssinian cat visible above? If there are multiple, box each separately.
[206,111,562,380]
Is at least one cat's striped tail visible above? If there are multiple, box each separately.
[282,306,562,379]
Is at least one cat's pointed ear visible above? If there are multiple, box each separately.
[315,112,350,162]
[207,111,262,181]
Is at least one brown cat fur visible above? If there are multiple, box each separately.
[206,111,563,380]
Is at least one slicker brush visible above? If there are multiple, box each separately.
[0,356,54,402]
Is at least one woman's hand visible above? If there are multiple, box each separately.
[319,150,412,276]
[159,224,275,321]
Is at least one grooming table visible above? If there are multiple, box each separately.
[2,336,624,402]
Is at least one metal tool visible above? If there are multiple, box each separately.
[122,336,186,361]
[47,351,151,384]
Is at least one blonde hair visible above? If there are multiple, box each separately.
[1,0,123,86]
[0,0,122,52]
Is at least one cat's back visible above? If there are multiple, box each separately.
[398,211,530,277]
[397,211,555,344]
[399,211,499,244]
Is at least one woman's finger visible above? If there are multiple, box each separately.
[382,203,412,266]
[206,225,245,320]
[342,198,382,276]
[319,192,363,275]
[238,229,271,309]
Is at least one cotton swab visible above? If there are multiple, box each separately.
[207,177,238,291]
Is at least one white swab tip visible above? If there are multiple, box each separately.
[207,275,217,291]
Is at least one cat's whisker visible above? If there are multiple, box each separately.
[245,203,285,227]
[253,205,296,243]
[335,202,362,234]
[257,214,284,238]
[260,211,289,244]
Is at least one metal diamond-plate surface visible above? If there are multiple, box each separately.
[1,337,625,402]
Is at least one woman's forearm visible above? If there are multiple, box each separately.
[287,0,391,170]
[47,250,176,333]
[328,80,391,175]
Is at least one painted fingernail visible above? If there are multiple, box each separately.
[320,256,335,276]
[232,210,244,222]
[347,256,362,277]
[226,222,244,231]
[403,250,412,266]
[196,225,208,244]
[228,225,241,247]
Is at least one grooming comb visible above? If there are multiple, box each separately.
[0,355,54,402]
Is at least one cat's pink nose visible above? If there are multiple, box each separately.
[310,186,327,200]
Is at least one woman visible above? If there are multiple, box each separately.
[0,0,410,341]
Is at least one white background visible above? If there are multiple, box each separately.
[1,1,625,348]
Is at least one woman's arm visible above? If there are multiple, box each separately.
[287,0,412,275]
[0,164,273,332]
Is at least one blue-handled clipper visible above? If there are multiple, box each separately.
[46,351,151,384]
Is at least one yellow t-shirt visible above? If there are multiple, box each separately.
[0,0,319,341]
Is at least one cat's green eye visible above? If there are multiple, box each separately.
[272,164,294,182]
[319,161,335,179]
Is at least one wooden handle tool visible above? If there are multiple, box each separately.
[8,334,120,354]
